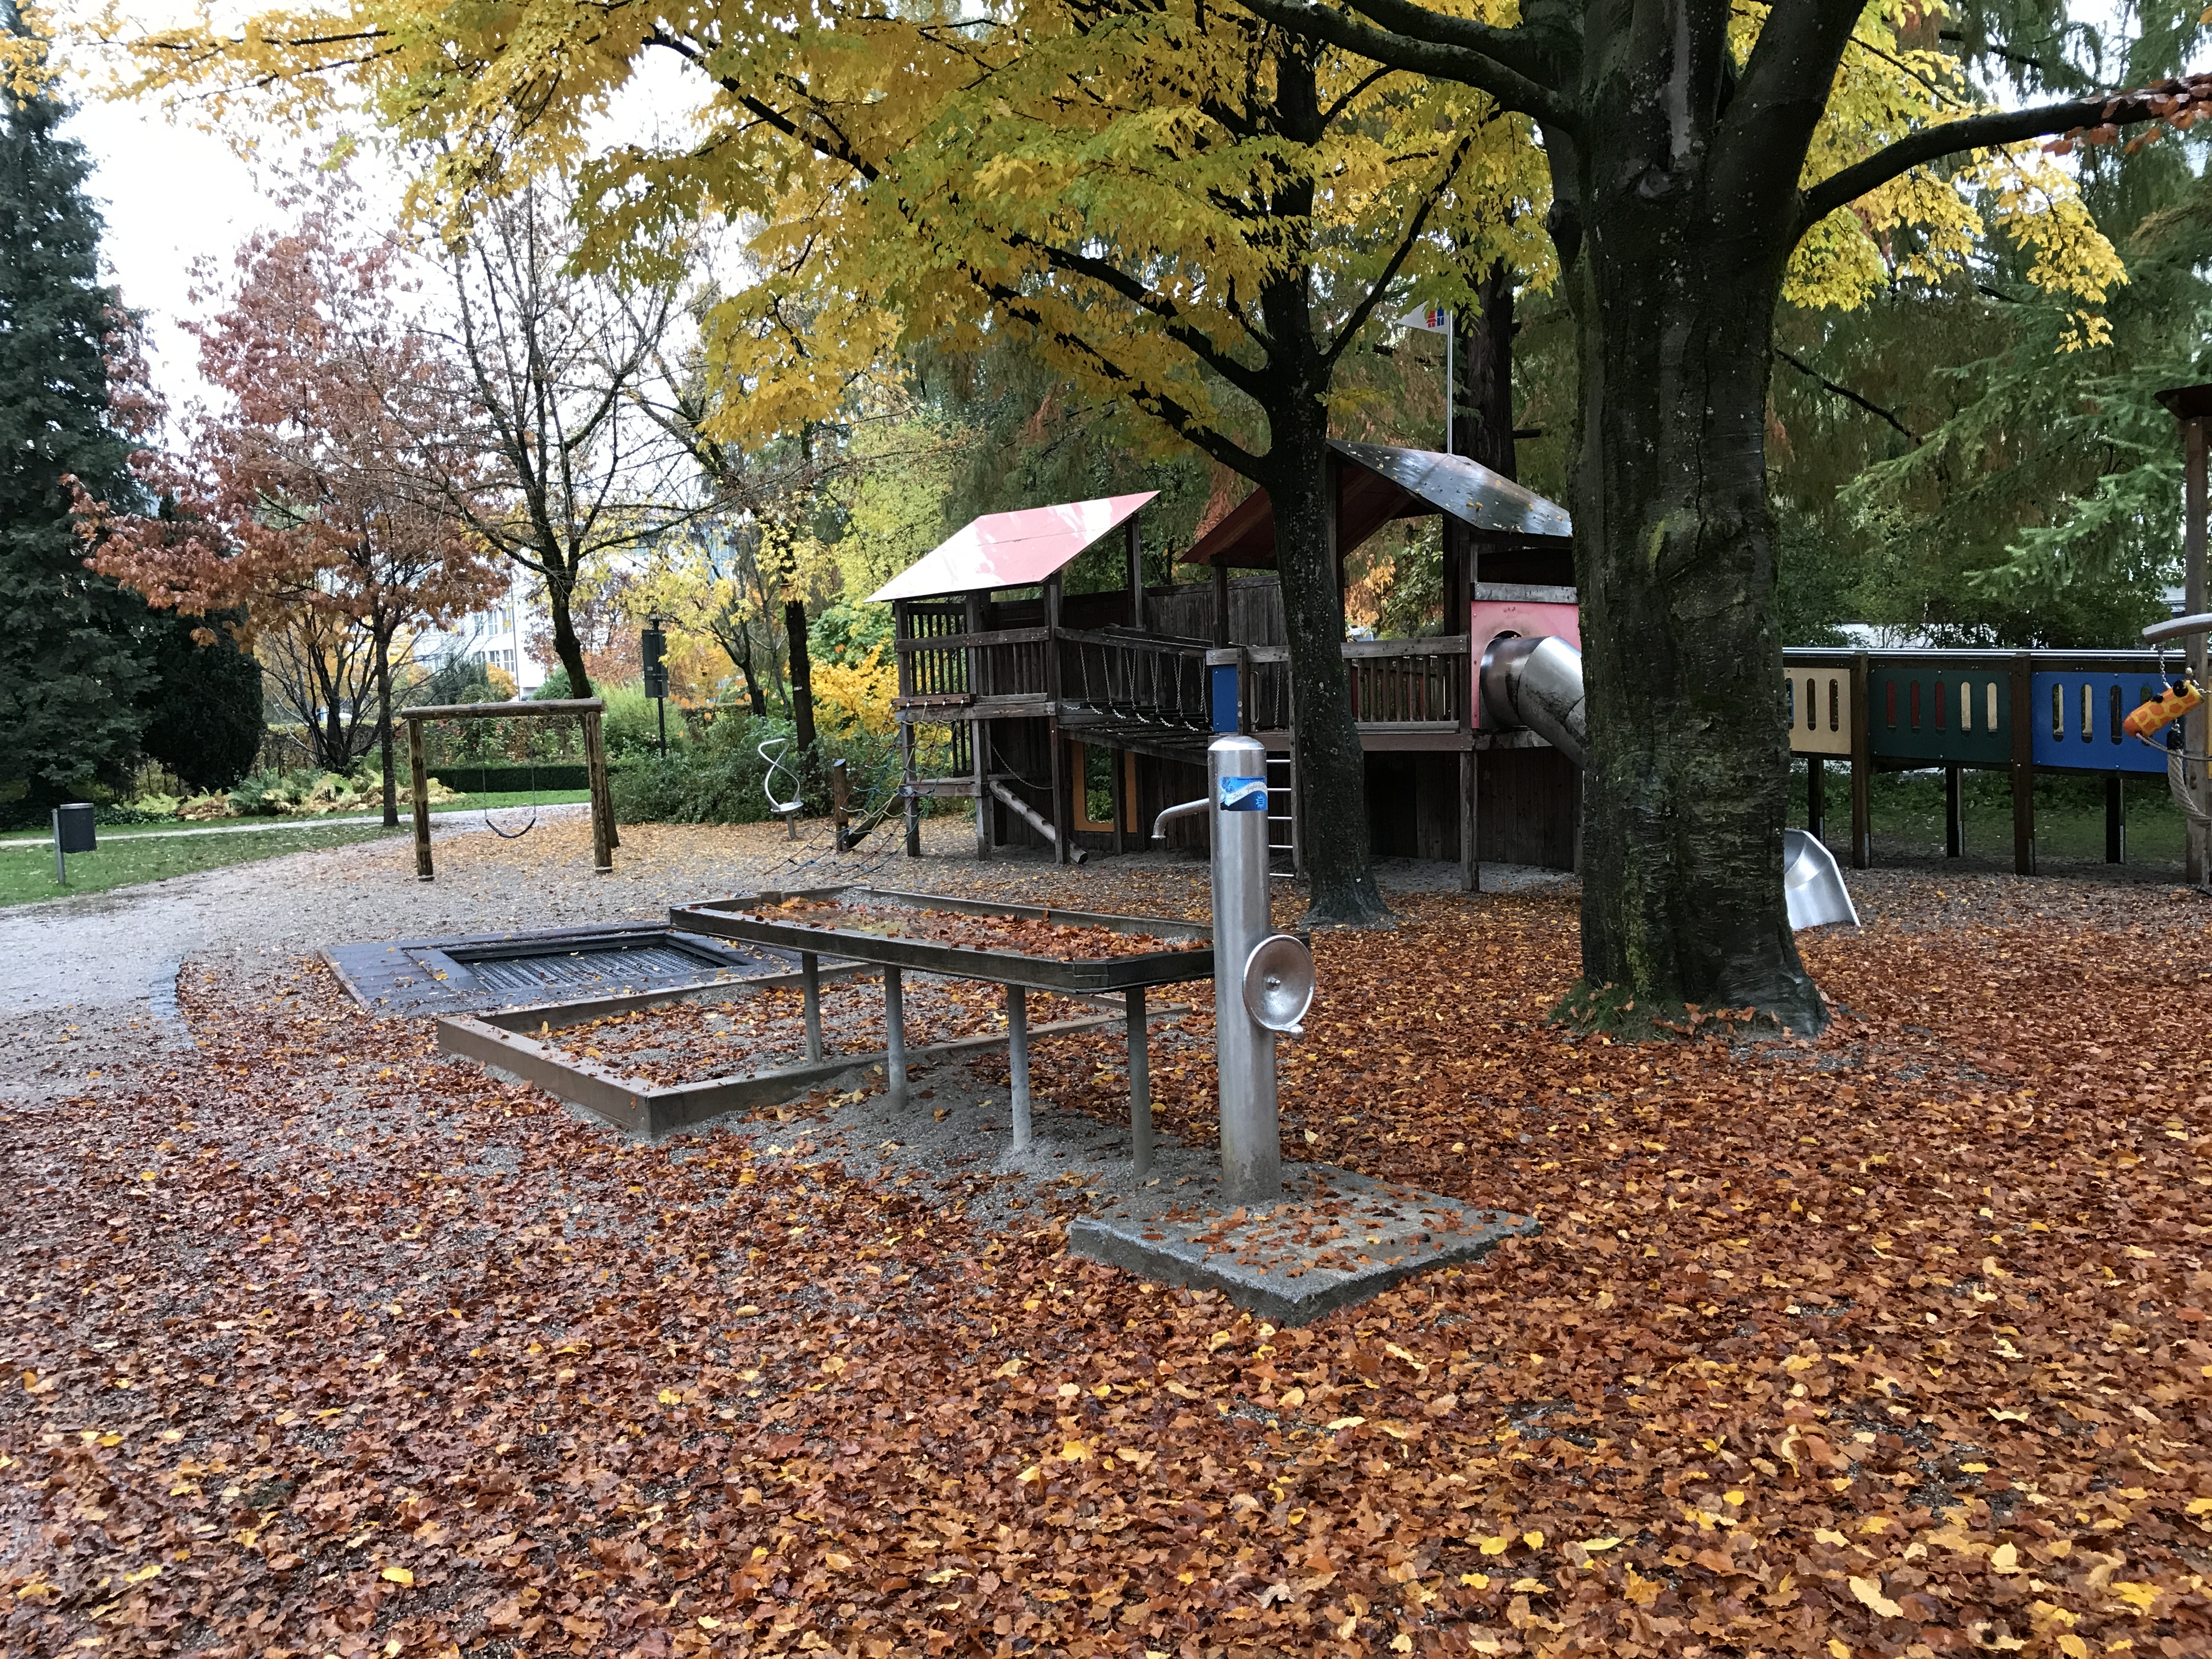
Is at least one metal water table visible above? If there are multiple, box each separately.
[670,888,1215,1176]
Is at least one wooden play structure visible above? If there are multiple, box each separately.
[400,698,618,880]
[872,439,1583,884]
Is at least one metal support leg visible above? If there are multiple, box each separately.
[883,967,907,1107]
[1944,765,1963,859]
[800,951,822,1063]
[1006,984,1031,1154]
[1126,987,1152,1178]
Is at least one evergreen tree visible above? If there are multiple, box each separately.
[0,2,151,809]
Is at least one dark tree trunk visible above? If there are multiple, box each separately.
[784,599,816,750]
[718,624,769,718]
[373,623,398,828]
[545,567,592,699]
[1454,261,1517,478]
[1550,90,1824,1031]
[1263,388,1387,927]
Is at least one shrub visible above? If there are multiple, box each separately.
[140,613,265,793]
[612,745,775,825]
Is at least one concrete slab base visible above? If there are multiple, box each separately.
[1068,1166,1537,1326]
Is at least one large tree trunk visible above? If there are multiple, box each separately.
[1454,260,1517,478]
[545,567,593,698]
[1560,168,1822,1031]
[1266,394,1388,927]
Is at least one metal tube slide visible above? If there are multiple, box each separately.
[1480,634,1857,929]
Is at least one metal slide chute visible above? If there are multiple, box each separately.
[1480,636,1860,930]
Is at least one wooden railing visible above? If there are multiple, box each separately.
[893,623,1474,736]
[1344,636,1469,726]
[1058,628,1212,729]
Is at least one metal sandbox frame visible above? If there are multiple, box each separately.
[438,889,1212,1144]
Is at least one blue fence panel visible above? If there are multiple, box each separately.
[2029,672,2174,775]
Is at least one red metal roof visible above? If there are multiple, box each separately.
[867,492,1158,603]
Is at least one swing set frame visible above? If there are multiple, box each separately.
[400,697,618,881]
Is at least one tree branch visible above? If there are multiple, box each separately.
[1230,0,1575,128]
[1775,349,1917,445]
[1796,74,2212,233]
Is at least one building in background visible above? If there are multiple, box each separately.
[415,573,546,693]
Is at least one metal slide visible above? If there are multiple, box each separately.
[1479,636,1860,929]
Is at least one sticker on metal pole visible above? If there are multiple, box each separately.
[1218,776,1268,811]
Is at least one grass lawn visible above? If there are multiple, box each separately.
[1794,764,2192,866]
[28,787,600,839]
[0,822,398,906]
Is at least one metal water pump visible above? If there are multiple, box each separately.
[1155,732,1315,1205]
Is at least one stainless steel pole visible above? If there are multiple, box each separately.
[1126,986,1152,1177]
[1210,732,1282,1203]
[883,967,907,1107]
[800,951,822,1063]
[1007,984,1031,1152]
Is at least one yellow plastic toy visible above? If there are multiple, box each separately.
[2124,679,2204,741]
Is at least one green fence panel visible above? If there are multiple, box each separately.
[1867,665,2013,765]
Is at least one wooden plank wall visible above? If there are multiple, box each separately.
[1147,575,1288,646]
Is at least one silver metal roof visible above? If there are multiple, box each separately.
[1330,440,1573,540]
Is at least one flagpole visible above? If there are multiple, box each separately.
[1444,311,1454,454]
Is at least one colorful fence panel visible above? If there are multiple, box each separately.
[1865,664,2015,766]
[2029,670,2176,776]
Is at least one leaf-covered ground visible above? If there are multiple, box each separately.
[4,868,2210,1658]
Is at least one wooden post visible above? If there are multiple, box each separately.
[1807,754,1825,842]
[1126,517,1146,631]
[2187,415,2210,887]
[899,721,921,858]
[407,716,434,882]
[2106,774,2125,865]
[2010,652,2035,877]
[1211,557,1231,647]
[966,592,990,861]
[1126,986,1152,1177]
[1849,652,1872,870]
[583,708,614,874]
[1046,573,1068,865]
[1109,744,1127,856]
[1944,765,1963,859]
[1458,748,1479,891]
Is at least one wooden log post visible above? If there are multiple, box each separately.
[1944,765,1963,859]
[583,708,614,874]
[966,592,991,861]
[1126,517,1146,632]
[1849,652,1873,870]
[1806,754,1825,842]
[2010,652,2036,877]
[2106,774,2125,865]
[1211,557,1231,648]
[408,716,434,882]
[1045,573,1068,865]
[1459,749,1479,892]
[2187,414,2210,888]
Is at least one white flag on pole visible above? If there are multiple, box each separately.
[1395,304,1451,334]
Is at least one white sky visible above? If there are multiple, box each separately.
[58,33,703,419]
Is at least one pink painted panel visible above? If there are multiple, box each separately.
[1469,599,1581,728]
[867,492,1159,603]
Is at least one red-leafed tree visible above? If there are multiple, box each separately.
[77,185,505,825]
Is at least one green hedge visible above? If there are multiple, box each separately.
[430,764,595,793]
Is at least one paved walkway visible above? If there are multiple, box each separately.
[0,801,585,848]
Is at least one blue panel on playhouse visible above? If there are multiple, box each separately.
[2029,672,2176,774]
[1210,663,1240,733]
